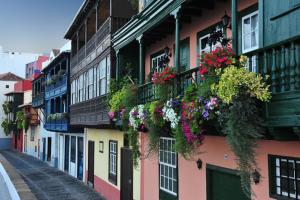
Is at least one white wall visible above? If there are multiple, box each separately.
[0,80,17,139]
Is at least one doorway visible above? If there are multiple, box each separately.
[42,138,46,161]
[206,164,250,200]
[77,137,83,181]
[87,141,95,187]
[47,137,52,162]
[69,136,76,177]
[121,147,133,200]
[64,135,70,172]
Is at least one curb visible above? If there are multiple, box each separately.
[0,153,37,200]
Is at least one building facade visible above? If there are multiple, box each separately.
[64,0,136,199]
[42,50,84,178]
[0,73,24,150]
[112,0,300,200]
[25,55,49,80]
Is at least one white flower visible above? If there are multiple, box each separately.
[162,99,180,129]
[129,105,146,131]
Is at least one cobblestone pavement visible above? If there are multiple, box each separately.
[1,150,104,200]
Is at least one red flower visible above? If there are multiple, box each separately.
[199,67,208,75]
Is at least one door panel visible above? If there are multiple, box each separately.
[64,135,70,172]
[69,136,76,177]
[77,137,83,181]
[206,165,250,200]
[88,141,95,187]
[121,148,133,200]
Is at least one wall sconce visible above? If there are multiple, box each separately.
[221,11,231,30]
[253,170,261,184]
[99,141,104,153]
[196,159,202,170]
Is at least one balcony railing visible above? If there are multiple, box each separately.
[45,117,68,132]
[32,92,44,108]
[245,37,300,127]
[138,67,201,104]
[45,75,67,99]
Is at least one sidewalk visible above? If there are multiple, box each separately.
[0,150,104,200]
[0,152,37,200]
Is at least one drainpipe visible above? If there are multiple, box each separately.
[231,0,237,54]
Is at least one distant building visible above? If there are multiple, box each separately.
[0,51,41,78]
[25,55,49,80]
[0,73,24,150]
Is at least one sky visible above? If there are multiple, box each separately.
[0,0,84,54]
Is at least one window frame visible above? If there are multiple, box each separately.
[241,10,259,53]
[108,140,118,185]
[159,137,178,197]
[151,50,165,73]
[99,58,107,96]
[269,155,300,200]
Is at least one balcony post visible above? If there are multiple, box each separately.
[171,7,181,71]
[137,35,145,85]
[76,32,79,64]
[231,0,237,54]
[95,6,98,31]
[85,20,87,57]
[116,50,120,81]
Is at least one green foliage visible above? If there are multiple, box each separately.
[128,127,140,167]
[212,66,271,104]
[16,111,29,132]
[2,101,12,115]
[172,124,193,159]
[1,119,12,135]
[221,92,264,197]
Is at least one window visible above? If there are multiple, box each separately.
[85,72,88,100]
[79,75,84,102]
[93,67,97,97]
[71,81,75,104]
[151,52,165,72]
[107,56,111,93]
[244,55,257,73]
[242,11,258,53]
[88,68,94,99]
[198,27,222,56]
[99,58,107,95]
[70,136,76,163]
[269,155,300,199]
[159,137,178,196]
[30,127,35,141]
[109,141,117,185]
[5,85,9,89]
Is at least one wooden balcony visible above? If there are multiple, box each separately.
[70,95,110,127]
[70,17,129,78]
[138,37,300,131]
[32,93,44,108]
[44,116,69,132]
[245,37,300,128]
[138,67,201,104]
[45,75,67,100]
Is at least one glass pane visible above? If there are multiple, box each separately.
[289,180,296,194]
[243,18,251,34]
[169,179,172,191]
[297,162,300,179]
[173,168,177,180]
[161,165,164,175]
[172,154,176,166]
[173,181,177,193]
[161,176,164,188]
[281,177,288,193]
[243,34,251,50]
[251,31,258,47]
[169,167,172,178]
[251,14,258,30]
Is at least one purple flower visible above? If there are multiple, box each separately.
[202,110,209,120]
[198,97,203,103]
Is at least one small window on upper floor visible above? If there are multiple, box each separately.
[5,85,9,89]
[242,11,259,53]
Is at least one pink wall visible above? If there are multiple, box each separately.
[144,0,257,79]
[94,175,120,200]
[141,134,300,200]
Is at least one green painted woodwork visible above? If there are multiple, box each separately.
[263,0,300,47]
[206,165,250,200]
[179,38,190,71]
[174,8,181,72]
[116,50,120,81]
[138,36,145,84]
[159,190,177,200]
[231,0,237,53]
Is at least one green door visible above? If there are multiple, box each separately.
[207,165,250,200]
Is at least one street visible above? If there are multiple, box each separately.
[1,151,104,200]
